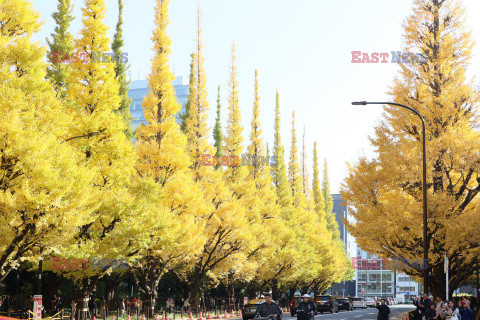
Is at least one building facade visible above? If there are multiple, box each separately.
[329,194,419,300]
[128,76,188,131]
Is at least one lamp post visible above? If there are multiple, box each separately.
[352,101,428,295]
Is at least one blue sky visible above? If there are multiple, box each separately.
[31,0,480,193]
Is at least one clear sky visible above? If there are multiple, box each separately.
[30,0,480,193]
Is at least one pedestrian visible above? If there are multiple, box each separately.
[376,298,390,320]
[424,303,436,320]
[435,295,446,319]
[71,299,77,320]
[296,294,316,320]
[183,298,190,313]
[459,300,474,320]
[442,300,460,320]
[51,295,58,316]
[166,297,174,314]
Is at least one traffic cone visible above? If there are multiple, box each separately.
[128,315,131,320]
[112,316,115,320]
[189,312,194,320]
[230,311,234,318]
[223,310,228,318]
[142,314,146,320]
[155,314,159,320]
[165,314,168,320]
[238,310,242,317]
[207,312,212,320]
[215,310,220,319]
[93,316,96,320]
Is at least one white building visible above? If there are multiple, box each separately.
[343,200,420,300]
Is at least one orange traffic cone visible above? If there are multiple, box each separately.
[238,310,242,317]
[93,316,96,320]
[199,312,204,320]
[142,314,146,320]
[215,310,220,319]
[189,312,194,320]
[207,312,212,320]
[165,314,169,320]
[155,314,159,320]
[128,315,131,320]
[223,310,228,318]
[112,316,115,320]
[230,311,234,318]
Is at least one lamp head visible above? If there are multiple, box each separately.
[352,101,367,105]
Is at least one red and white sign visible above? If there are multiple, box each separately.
[243,297,248,305]
[33,295,42,320]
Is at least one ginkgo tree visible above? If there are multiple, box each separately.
[133,0,205,308]
[0,0,94,282]
[342,0,480,297]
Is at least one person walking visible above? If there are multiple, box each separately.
[183,298,190,313]
[296,295,316,320]
[376,299,390,320]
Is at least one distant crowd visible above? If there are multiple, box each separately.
[412,293,478,320]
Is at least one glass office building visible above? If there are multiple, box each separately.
[128,76,188,131]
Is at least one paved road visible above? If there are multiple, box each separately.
[282,305,413,320]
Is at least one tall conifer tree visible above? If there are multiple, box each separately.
[112,0,133,139]
[134,0,205,307]
[271,91,292,208]
[46,0,74,96]
[213,85,223,168]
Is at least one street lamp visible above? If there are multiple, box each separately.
[351,101,428,295]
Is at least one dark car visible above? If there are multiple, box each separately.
[337,298,353,311]
[315,296,338,314]
[241,299,265,320]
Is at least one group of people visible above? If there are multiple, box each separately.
[414,293,476,320]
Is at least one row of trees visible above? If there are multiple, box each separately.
[342,0,480,297]
[0,0,352,314]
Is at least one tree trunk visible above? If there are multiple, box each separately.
[190,267,203,313]
[76,277,98,320]
[271,280,280,301]
[44,272,64,314]
[104,274,124,310]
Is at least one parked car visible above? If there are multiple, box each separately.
[365,298,376,307]
[241,299,266,320]
[337,298,353,311]
[315,295,338,314]
[289,295,303,316]
[351,297,367,309]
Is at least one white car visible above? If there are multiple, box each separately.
[366,298,376,307]
[351,297,367,309]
